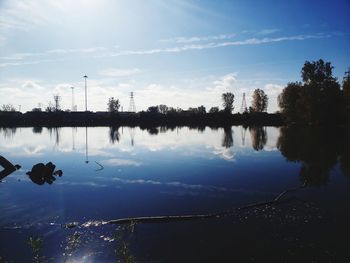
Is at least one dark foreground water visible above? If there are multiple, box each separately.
[0,126,349,262]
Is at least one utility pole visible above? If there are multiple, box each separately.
[71,87,75,111]
[83,75,88,111]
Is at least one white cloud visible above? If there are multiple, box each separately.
[258,28,280,35]
[47,47,107,54]
[160,33,236,43]
[105,33,334,58]
[210,73,236,92]
[98,68,141,77]
[21,80,44,91]
[0,48,107,63]
[100,158,141,167]
[0,32,340,68]
[263,83,284,98]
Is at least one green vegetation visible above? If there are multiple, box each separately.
[1,59,349,127]
[278,59,344,124]
[108,97,121,113]
[343,69,350,119]
[222,92,235,113]
[251,89,268,112]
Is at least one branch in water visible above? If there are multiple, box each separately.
[95,161,104,171]
[104,185,305,225]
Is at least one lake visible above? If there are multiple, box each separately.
[0,126,349,262]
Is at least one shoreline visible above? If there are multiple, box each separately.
[0,111,284,127]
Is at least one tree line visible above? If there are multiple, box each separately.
[104,59,350,124]
[278,59,350,124]
[1,59,349,125]
[107,90,267,115]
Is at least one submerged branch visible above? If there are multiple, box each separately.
[105,184,305,225]
[95,161,104,171]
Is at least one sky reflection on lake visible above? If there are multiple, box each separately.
[0,126,349,262]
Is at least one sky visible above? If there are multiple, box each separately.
[0,0,349,113]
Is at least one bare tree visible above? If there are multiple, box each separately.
[45,102,55,112]
[209,107,219,113]
[158,104,168,114]
[1,104,16,112]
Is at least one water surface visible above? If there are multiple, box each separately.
[0,126,349,262]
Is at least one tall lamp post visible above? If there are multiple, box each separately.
[83,75,88,111]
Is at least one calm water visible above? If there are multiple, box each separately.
[0,126,349,262]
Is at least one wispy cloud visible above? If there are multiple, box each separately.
[160,33,236,43]
[108,33,334,57]
[101,158,142,167]
[111,177,233,192]
[258,28,280,35]
[0,58,66,68]
[0,47,108,61]
[98,68,141,77]
[46,47,107,55]
[0,32,340,68]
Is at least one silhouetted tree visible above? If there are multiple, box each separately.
[278,59,342,123]
[45,102,55,112]
[167,107,177,113]
[209,107,219,113]
[1,104,16,112]
[278,82,303,122]
[302,60,335,84]
[251,89,268,112]
[222,92,234,113]
[343,69,350,119]
[147,106,159,114]
[31,107,42,112]
[158,104,168,114]
[107,97,120,113]
[249,126,267,151]
[222,126,233,148]
[197,105,206,114]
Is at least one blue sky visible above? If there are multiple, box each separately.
[0,0,349,112]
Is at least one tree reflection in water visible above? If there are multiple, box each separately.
[222,126,233,148]
[249,126,267,151]
[277,126,340,186]
[0,127,17,139]
[32,126,43,134]
[109,126,120,144]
